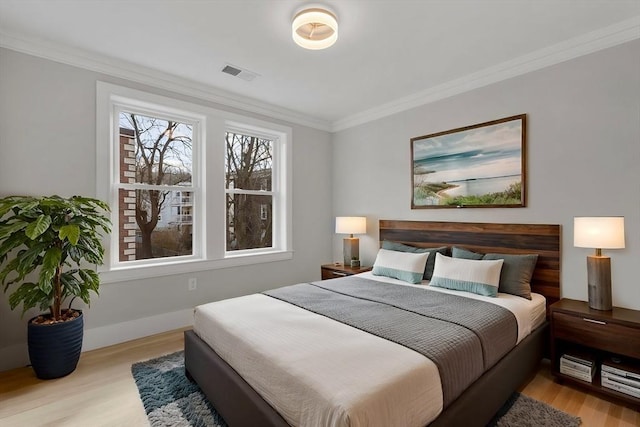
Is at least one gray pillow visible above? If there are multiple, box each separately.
[452,246,484,260]
[451,247,538,300]
[484,253,538,300]
[381,241,448,280]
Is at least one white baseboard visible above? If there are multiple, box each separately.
[0,308,194,372]
[82,308,194,352]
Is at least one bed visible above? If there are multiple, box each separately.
[184,220,561,427]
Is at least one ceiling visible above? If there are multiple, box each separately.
[1,1,639,131]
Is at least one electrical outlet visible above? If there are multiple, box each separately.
[188,278,197,291]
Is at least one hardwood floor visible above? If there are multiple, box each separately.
[0,328,185,427]
[1,328,638,426]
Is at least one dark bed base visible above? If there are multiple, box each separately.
[184,322,548,427]
[184,329,289,427]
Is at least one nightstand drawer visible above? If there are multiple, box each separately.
[321,264,372,280]
[553,312,640,359]
[321,269,350,280]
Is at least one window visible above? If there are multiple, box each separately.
[225,130,274,252]
[97,82,292,282]
[117,112,195,262]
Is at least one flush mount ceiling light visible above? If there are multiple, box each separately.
[292,6,338,50]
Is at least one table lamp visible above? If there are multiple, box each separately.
[335,216,366,266]
[574,216,625,311]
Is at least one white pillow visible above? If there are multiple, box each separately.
[430,253,504,297]
[372,248,429,284]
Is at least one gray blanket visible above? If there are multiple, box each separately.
[263,276,517,407]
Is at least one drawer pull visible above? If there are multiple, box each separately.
[582,318,606,325]
[332,272,348,277]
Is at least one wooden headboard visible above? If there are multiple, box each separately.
[379,220,561,308]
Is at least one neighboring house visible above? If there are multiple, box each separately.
[169,188,193,228]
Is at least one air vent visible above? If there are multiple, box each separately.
[221,65,241,76]
[221,64,259,82]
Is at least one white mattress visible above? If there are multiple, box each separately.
[193,274,546,427]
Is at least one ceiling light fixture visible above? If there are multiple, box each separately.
[292,6,338,50]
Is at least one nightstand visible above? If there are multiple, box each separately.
[550,298,640,406]
[321,263,372,280]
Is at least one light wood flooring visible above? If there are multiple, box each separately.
[0,328,638,427]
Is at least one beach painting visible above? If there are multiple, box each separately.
[411,114,526,208]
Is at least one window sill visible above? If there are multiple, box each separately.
[98,250,294,284]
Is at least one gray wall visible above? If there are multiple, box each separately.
[332,40,640,310]
[0,48,333,371]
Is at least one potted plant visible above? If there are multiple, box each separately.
[0,195,111,379]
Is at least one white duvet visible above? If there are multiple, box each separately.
[193,273,546,427]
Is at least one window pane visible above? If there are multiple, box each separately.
[225,132,272,191]
[226,194,272,251]
[119,112,193,185]
[119,188,193,261]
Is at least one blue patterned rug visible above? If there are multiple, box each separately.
[132,351,580,427]
[132,351,227,426]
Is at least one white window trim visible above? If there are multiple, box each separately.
[224,122,282,255]
[96,82,293,284]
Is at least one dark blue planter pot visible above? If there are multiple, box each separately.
[27,311,84,379]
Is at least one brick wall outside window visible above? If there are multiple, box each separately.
[119,128,136,262]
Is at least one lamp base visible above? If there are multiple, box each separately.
[343,237,360,266]
[587,255,612,311]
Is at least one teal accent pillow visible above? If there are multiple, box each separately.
[451,247,538,300]
[430,253,503,297]
[372,248,429,284]
[381,241,448,280]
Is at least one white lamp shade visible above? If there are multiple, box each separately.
[335,217,366,235]
[574,217,625,249]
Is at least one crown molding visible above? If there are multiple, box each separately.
[0,30,332,132]
[1,16,638,134]
[331,16,640,132]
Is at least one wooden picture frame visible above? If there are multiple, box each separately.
[411,114,526,209]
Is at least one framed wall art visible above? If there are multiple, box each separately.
[411,114,526,209]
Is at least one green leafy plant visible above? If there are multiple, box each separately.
[0,195,111,321]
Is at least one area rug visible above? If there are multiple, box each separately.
[132,351,581,427]
[486,392,581,427]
